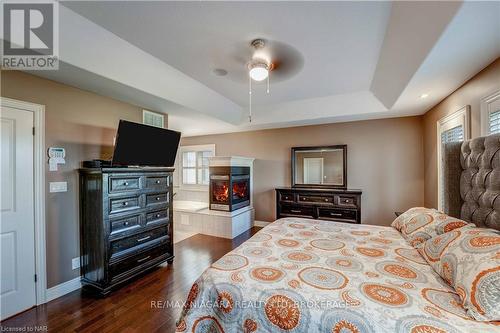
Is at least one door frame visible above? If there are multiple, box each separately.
[1,97,47,305]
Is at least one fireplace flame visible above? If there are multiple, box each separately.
[214,184,229,202]
[233,182,248,199]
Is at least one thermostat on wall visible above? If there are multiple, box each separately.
[48,147,66,171]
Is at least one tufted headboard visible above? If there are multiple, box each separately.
[442,134,500,230]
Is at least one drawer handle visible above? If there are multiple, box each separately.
[123,182,129,186]
[290,209,302,213]
[123,202,129,206]
[156,180,161,184]
[137,236,151,242]
[137,256,151,263]
[301,198,306,200]
[330,213,342,217]
[156,197,161,201]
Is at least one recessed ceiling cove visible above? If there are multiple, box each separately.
[62,1,391,106]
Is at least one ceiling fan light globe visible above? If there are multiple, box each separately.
[249,66,269,81]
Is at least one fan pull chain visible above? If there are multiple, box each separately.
[249,75,252,123]
[267,72,270,94]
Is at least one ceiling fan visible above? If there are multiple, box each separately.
[228,38,304,122]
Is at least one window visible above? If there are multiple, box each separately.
[481,90,500,135]
[143,110,164,128]
[440,125,463,144]
[437,106,470,211]
[179,144,215,187]
[489,110,500,134]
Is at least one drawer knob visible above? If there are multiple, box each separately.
[124,221,129,226]
[123,202,128,206]
[156,197,161,201]
[124,182,129,186]
[324,198,329,202]
[156,180,161,184]
[156,214,161,218]
[137,236,151,242]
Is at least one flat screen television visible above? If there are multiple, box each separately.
[112,120,181,167]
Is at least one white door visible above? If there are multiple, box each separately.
[1,107,36,320]
[303,158,324,184]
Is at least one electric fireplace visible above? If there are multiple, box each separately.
[210,166,250,211]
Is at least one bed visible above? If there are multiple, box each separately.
[176,134,500,333]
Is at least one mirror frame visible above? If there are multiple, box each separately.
[291,145,347,188]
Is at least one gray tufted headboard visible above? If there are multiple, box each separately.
[442,134,500,231]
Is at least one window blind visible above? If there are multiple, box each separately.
[489,109,500,134]
[441,125,463,144]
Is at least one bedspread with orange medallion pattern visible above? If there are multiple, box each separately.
[176,218,499,333]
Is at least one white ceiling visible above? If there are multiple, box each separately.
[24,1,500,136]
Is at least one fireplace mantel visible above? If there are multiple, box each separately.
[208,156,255,167]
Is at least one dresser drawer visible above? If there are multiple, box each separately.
[279,192,295,202]
[110,227,168,260]
[337,195,357,207]
[146,176,169,190]
[318,208,357,222]
[281,205,315,218]
[146,192,168,207]
[109,244,170,282]
[146,209,169,226]
[109,196,141,214]
[297,194,334,205]
[110,215,141,236]
[109,176,140,193]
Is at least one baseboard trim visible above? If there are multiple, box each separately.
[46,277,82,302]
[254,220,271,227]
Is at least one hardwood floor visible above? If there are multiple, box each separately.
[1,228,261,332]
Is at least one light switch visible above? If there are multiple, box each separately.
[49,181,67,193]
[72,257,80,270]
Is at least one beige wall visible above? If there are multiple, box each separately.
[182,116,425,225]
[423,58,500,208]
[1,70,145,287]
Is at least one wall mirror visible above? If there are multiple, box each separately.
[291,145,347,188]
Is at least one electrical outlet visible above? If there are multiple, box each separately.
[72,257,80,270]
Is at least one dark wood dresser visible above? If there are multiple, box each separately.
[275,187,362,224]
[79,167,174,296]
